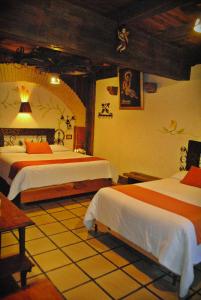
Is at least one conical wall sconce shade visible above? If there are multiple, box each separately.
[19,102,32,113]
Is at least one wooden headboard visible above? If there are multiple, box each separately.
[0,128,55,146]
[186,140,201,170]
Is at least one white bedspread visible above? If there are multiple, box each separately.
[84,175,201,298]
[0,151,112,200]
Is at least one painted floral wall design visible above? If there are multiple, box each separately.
[161,120,185,135]
[0,83,75,148]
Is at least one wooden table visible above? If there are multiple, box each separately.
[123,171,161,184]
[0,193,34,287]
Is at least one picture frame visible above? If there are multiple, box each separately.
[119,68,143,110]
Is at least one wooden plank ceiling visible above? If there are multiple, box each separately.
[0,0,201,80]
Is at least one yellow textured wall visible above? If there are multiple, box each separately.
[94,65,201,180]
[0,81,77,149]
[0,64,86,126]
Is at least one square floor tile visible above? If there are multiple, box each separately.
[1,232,18,247]
[96,269,140,299]
[24,206,47,217]
[62,241,97,261]
[39,222,67,236]
[103,246,140,267]
[75,195,93,203]
[87,234,122,253]
[75,198,91,206]
[14,226,44,241]
[1,244,19,258]
[123,287,160,300]
[77,255,117,278]
[31,214,56,225]
[61,217,84,230]
[72,227,99,241]
[47,264,89,292]
[51,210,75,221]
[33,249,71,272]
[27,274,46,285]
[61,201,82,210]
[147,275,180,300]
[70,207,87,217]
[49,231,81,247]
[189,293,201,300]
[59,200,82,210]
[123,260,165,285]
[63,281,111,300]
[191,269,201,291]
[25,226,45,241]
[26,237,56,255]
[39,202,64,213]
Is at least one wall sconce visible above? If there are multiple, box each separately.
[194,18,201,33]
[19,102,32,113]
[19,85,32,113]
[60,115,75,130]
[50,74,61,85]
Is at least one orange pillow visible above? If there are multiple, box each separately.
[25,141,52,154]
[180,166,201,188]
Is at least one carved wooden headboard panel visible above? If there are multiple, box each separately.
[0,128,55,146]
[186,140,201,170]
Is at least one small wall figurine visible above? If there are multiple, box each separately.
[98,103,113,118]
[116,25,129,53]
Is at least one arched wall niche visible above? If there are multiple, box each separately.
[0,63,86,126]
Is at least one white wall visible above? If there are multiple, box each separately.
[94,65,201,180]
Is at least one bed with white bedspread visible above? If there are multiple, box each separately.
[0,128,113,204]
[84,140,201,298]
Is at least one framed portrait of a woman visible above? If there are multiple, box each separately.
[119,68,143,110]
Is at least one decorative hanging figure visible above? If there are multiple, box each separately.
[116,25,129,53]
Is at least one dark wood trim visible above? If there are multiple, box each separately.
[0,0,191,80]
[112,0,200,23]
[20,178,113,204]
[0,128,55,146]
[186,140,201,170]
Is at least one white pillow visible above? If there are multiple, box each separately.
[171,171,188,180]
[50,144,70,152]
[0,145,26,153]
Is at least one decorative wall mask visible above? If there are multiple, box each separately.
[98,103,113,118]
[144,82,157,93]
[107,86,118,95]
[60,114,75,130]
[116,25,129,53]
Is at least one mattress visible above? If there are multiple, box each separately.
[0,151,112,200]
[84,172,201,298]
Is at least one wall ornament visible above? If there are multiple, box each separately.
[98,103,113,118]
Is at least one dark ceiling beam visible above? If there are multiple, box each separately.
[0,0,191,80]
[113,0,201,24]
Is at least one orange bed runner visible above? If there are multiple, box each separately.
[113,184,201,244]
[9,157,105,180]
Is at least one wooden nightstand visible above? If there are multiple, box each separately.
[123,171,161,184]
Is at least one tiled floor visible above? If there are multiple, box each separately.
[1,194,201,299]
